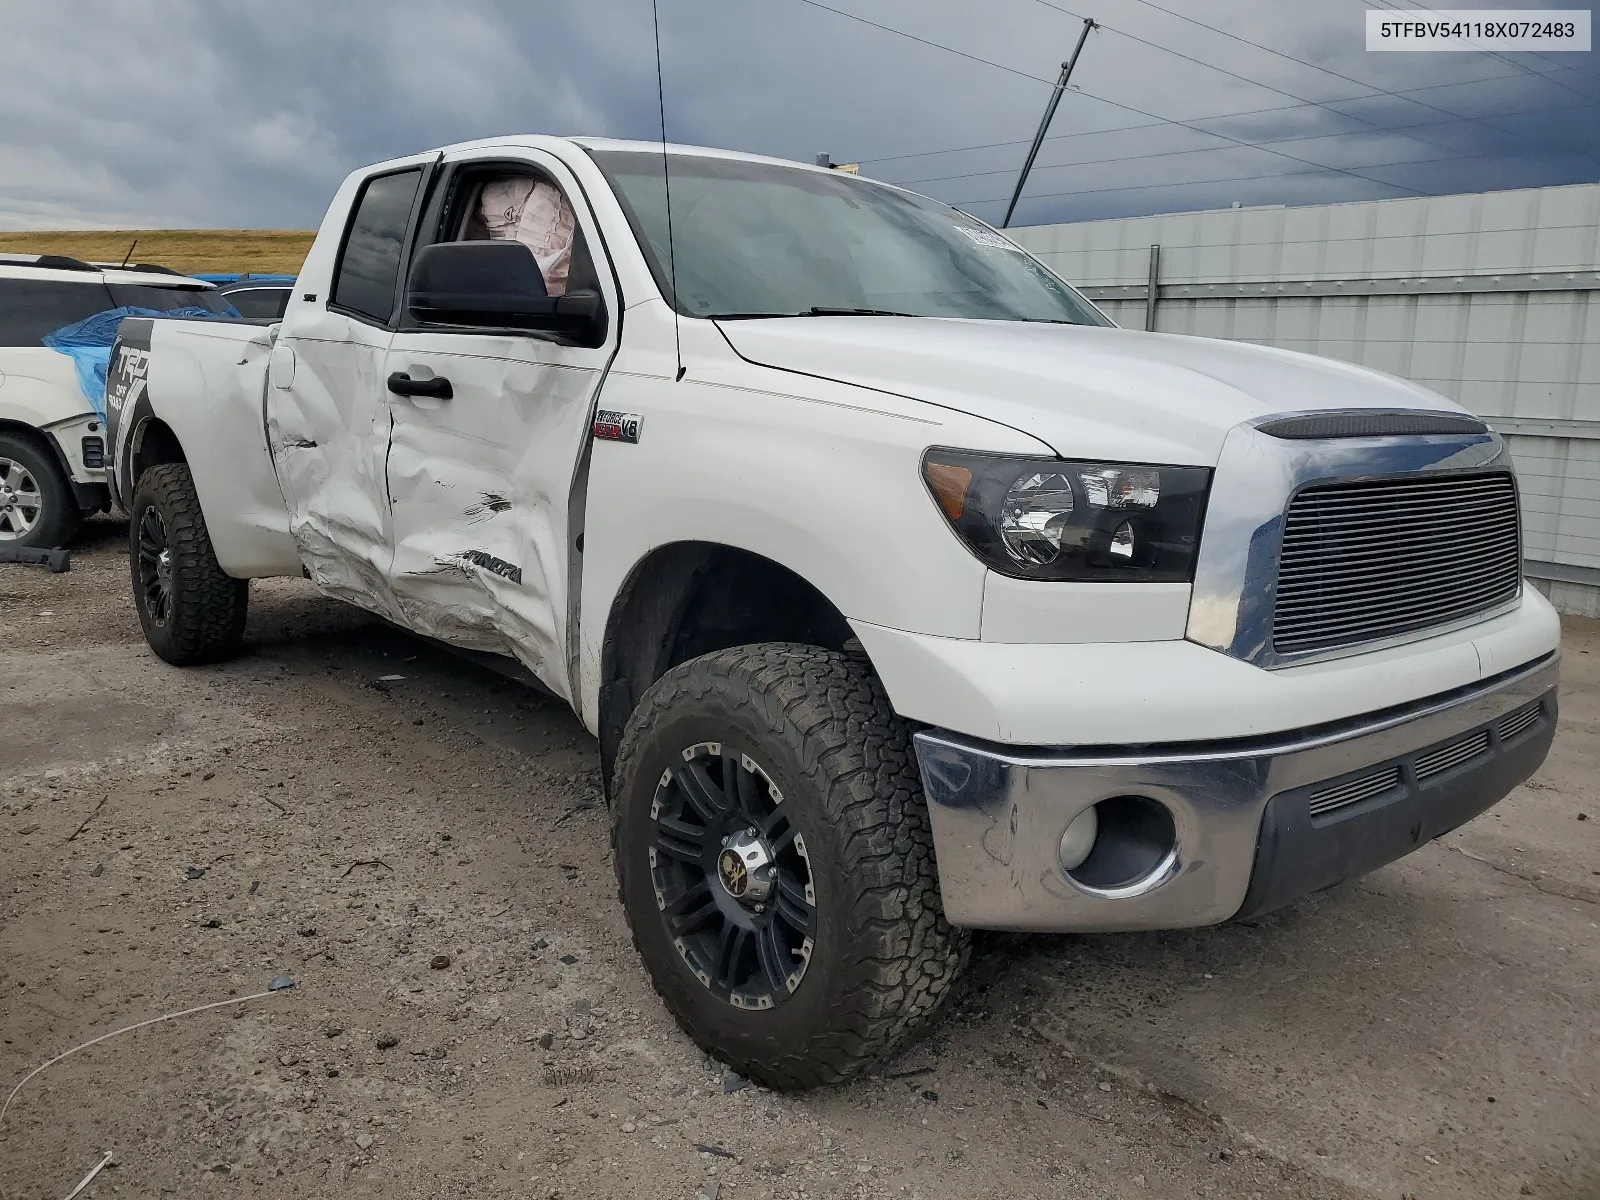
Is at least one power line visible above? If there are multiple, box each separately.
[1031,0,1600,168]
[944,148,1500,210]
[788,0,1424,195]
[1362,0,1600,104]
[884,95,1594,189]
[851,67,1575,167]
[1029,0,1466,164]
[790,0,1053,85]
[1125,0,1599,106]
[1064,83,1422,194]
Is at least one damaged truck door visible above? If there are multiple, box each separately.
[267,156,434,616]
[379,151,616,702]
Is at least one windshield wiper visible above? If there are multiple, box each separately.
[805,306,919,317]
[709,307,922,320]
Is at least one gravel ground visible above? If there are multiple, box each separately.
[2,517,1595,1200]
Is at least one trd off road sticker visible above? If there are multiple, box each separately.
[592,410,641,443]
[103,319,153,456]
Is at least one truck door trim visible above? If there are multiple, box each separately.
[326,155,443,332]
[391,146,630,715]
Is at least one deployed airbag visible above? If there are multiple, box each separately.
[479,178,576,296]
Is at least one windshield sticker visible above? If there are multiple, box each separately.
[955,226,1026,253]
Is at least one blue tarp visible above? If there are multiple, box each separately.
[42,306,235,419]
[192,273,296,284]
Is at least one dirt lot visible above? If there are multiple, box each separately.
[0,230,313,276]
[3,520,1597,1200]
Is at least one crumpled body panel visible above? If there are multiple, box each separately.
[266,316,405,621]
[106,316,300,577]
[382,336,603,703]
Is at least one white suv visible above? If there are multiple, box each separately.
[0,254,233,547]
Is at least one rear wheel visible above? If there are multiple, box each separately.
[0,433,80,549]
[612,644,970,1090]
[129,463,248,664]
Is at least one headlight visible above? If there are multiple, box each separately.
[921,449,1211,582]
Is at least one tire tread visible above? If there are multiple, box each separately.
[612,643,970,1089]
[130,463,247,665]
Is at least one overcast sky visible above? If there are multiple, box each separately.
[2,0,1597,231]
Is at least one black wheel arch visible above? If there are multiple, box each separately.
[598,542,859,794]
[119,413,187,510]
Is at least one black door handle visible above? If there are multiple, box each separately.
[387,371,453,399]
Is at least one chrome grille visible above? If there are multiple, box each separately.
[1272,473,1521,656]
[1415,731,1491,781]
[1497,701,1543,742]
[1308,766,1402,818]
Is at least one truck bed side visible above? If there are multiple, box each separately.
[107,316,301,578]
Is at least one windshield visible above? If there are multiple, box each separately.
[108,283,237,315]
[586,150,1108,326]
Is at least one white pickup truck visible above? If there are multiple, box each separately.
[106,136,1560,1089]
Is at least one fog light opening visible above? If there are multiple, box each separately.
[1057,806,1099,872]
[1064,795,1177,893]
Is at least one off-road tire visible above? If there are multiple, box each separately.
[0,432,81,549]
[130,463,248,665]
[612,643,970,1090]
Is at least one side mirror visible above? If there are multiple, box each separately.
[405,241,606,346]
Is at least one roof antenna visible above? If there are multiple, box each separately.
[119,238,138,268]
[652,0,684,382]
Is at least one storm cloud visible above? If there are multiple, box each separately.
[1,0,1596,230]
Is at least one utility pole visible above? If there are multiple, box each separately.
[1001,17,1096,229]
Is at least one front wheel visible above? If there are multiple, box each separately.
[612,644,970,1090]
[129,463,248,665]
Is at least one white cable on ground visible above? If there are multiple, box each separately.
[0,983,292,1198]
[61,1150,114,1200]
[1,988,283,1129]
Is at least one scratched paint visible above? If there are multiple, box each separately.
[463,491,514,524]
[381,334,604,702]
[265,312,406,622]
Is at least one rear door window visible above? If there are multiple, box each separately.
[222,287,291,319]
[331,169,424,324]
[0,278,115,345]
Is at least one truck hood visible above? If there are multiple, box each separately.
[716,317,1462,464]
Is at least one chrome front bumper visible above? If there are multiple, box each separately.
[912,653,1559,933]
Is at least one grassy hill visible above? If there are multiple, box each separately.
[0,229,315,276]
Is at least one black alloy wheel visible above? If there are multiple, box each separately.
[128,463,248,665]
[649,741,817,1010]
[136,506,173,627]
[612,644,971,1089]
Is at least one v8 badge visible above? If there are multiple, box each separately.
[593,410,641,444]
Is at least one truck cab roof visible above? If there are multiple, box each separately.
[356,134,848,178]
